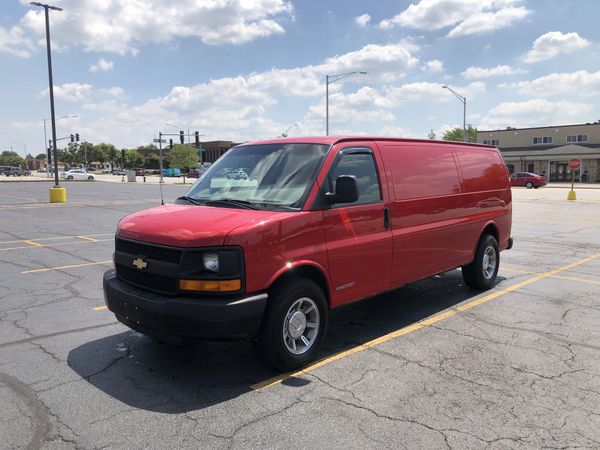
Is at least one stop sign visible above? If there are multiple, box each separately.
[569,159,580,170]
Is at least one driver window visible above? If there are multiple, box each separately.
[329,151,382,206]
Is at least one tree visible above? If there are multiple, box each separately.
[124,150,143,168]
[0,151,25,168]
[35,153,47,160]
[169,144,199,183]
[95,143,118,168]
[442,125,477,143]
[143,153,160,170]
[428,129,436,140]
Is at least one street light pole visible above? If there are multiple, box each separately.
[442,85,468,142]
[31,2,63,188]
[325,71,367,136]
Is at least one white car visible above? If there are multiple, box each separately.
[61,169,95,181]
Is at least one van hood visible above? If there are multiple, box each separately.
[117,203,278,248]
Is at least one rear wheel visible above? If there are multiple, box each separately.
[526,181,533,189]
[88,175,94,180]
[254,278,327,371]
[67,175,73,180]
[462,234,499,290]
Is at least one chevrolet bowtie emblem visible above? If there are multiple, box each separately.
[132,258,148,270]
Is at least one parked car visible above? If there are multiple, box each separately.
[134,168,145,176]
[186,169,204,178]
[3,167,28,176]
[510,172,547,189]
[87,167,97,172]
[62,169,95,181]
[162,167,182,177]
[112,168,126,176]
[104,137,513,371]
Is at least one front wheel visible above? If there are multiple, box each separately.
[462,234,499,290]
[526,181,533,189]
[88,175,94,180]
[254,278,327,371]
[67,175,73,180]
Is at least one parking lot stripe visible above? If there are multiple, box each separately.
[0,199,156,210]
[22,240,45,247]
[251,251,600,391]
[22,260,112,274]
[0,233,113,245]
[94,306,108,311]
[1,238,112,252]
[77,236,99,242]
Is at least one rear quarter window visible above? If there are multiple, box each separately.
[456,148,507,192]
[382,144,461,200]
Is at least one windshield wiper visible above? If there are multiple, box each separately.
[176,196,204,205]
[205,198,259,210]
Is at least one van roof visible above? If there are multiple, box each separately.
[240,136,493,149]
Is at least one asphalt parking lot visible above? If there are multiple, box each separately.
[1,181,600,449]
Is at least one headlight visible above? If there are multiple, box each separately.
[203,253,219,272]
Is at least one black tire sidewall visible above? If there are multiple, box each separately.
[474,235,499,289]
[256,278,327,371]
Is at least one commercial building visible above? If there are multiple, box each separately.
[137,140,238,164]
[477,122,600,183]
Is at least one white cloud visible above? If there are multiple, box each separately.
[462,64,525,79]
[354,14,371,27]
[378,0,530,38]
[89,58,114,73]
[479,99,593,130]
[524,31,590,63]
[41,83,93,101]
[500,70,600,97]
[0,25,35,57]
[20,0,294,55]
[423,59,444,73]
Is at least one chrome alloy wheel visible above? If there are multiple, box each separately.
[282,297,320,355]
[482,246,497,279]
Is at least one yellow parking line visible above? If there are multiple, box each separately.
[0,233,113,245]
[22,240,45,248]
[94,306,108,311]
[0,238,112,252]
[77,236,99,242]
[551,275,600,286]
[22,260,112,274]
[251,251,600,391]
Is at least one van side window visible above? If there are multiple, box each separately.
[329,152,381,206]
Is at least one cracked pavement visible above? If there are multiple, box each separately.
[1,182,600,449]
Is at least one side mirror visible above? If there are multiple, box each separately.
[326,175,359,204]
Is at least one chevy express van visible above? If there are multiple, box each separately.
[104,137,512,370]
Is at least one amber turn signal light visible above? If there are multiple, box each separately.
[179,279,241,292]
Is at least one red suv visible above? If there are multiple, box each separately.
[103,137,512,370]
[510,172,547,189]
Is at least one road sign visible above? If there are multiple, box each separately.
[569,159,580,170]
[153,139,166,143]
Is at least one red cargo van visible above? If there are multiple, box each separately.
[103,137,512,370]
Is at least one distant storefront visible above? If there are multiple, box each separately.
[477,122,600,183]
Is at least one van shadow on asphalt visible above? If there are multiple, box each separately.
[67,269,505,413]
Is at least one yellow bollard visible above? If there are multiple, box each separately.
[49,187,67,203]
[567,190,577,201]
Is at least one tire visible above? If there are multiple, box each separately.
[462,234,500,290]
[254,278,327,371]
[88,175,94,180]
[526,181,533,189]
[67,175,73,180]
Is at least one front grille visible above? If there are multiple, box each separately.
[116,238,182,264]
[116,264,177,294]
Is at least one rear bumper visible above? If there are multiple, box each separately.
[103,270,267,341]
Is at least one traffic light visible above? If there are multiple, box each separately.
[169,139,173,149]
[75,133,80,142]
[70,134,74,143]
[47,147,52,164]
[180,130,184,144]
[195,131,199,146]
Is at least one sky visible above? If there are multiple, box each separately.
[1,0,599,157]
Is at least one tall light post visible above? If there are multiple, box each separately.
[10,142,27,157]
[442,85,467,142]
[31,2,64,201]
[43,115,77,176]
[326,71,367,136]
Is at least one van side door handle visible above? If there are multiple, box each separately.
[383,207,390,229]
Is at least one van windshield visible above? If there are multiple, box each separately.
[183,143,329,211]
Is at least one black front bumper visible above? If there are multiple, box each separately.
[103,270,267,341]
